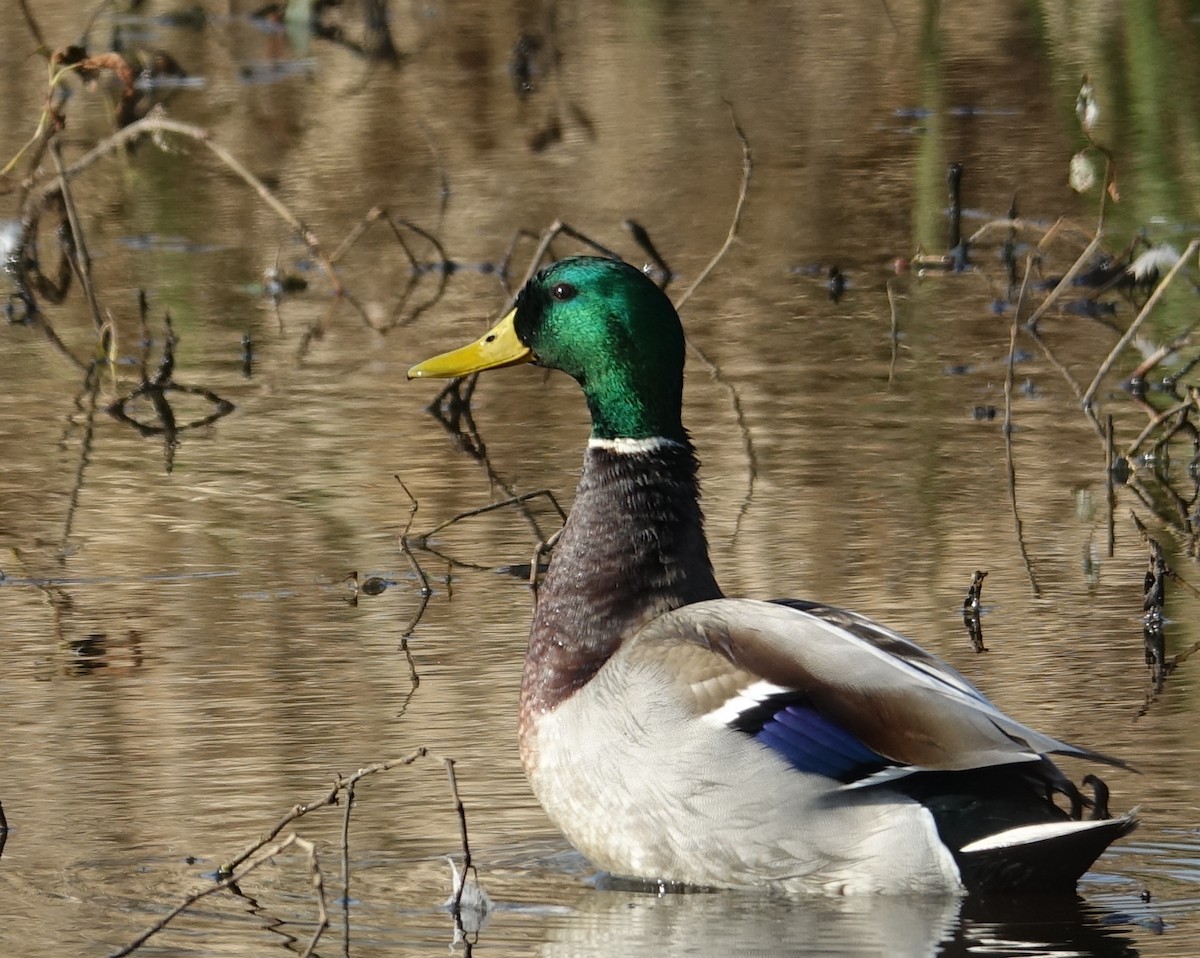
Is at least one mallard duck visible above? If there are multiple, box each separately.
[408,256,1137,895]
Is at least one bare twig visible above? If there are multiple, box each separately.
[504,220,624,297]
[49,139,104,331]
[1004,256,1041,596]
[1024,326,1086,404]
[418,121,451,230]
[1023,234,1104,332]
[412,490,566,545]
[965,214,1092,250]
[111,746,481,957]
[624,218,672,286]
[676,102,752,310]
[674,105,757,542]
[330,205,385,264]
[886,279,900,384]
[60,364,102,555]
[3,62,78,183]
[1126,398,1194,457]
[399,635,421,687]
[29,113,345,294]
[962,570,988,653]
[80,0,119,42]
[219,749,428,877]
[1127,321,1200,386]
[1083,238,1200,408]
[1129,511,1200,601]
[443,759,473,918]
[17,0,49,52]
[394,475,434,636]
[1096,153,1115,235]
[684,339,758,545]
[1127,330,1198,400]
[528,529,562,605]
[340,778,355,915]
[1106,415,1116,558]
[107,834,328,958]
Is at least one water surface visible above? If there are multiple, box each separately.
[2,3,1199,956]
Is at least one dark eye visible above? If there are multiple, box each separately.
[551,282,577,301]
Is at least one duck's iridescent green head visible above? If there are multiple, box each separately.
[409,257,686,442]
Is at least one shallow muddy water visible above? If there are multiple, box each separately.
[2,2,1200,956]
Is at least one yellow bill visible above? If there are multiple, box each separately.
[407,307,532,379]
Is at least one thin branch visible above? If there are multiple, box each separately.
[676,102,752,310]
[1083,238,1200,408]
[966,214,1092,249]
[1004,255,1041,596]
[60,364,102,555]
[443,758,472,918]
[29,112,344,294]
[330,205,385,265]
[49,139,104,331]
[1106,415,1116,559]
[674,105,757,542]
[394,475,433,636]
[624,218,672,287]
[1129,512,1200,602]
[1128,321,1200,385]
[219,748,429,877]
[80,0,119,42]
[506,220,624,298]
[528,528,562,605]
[1125,398,1194,457]
[107,834,328,958]
[17,0,49,52]
[685,338,758,545]
[1023,327,1086,405]
[411,490,566,544]
[886,279,900,384]
[1023,234,1104,332]
[340,778,355,914]
[418,120,451,230]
